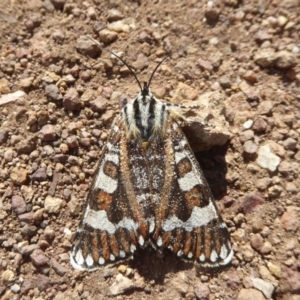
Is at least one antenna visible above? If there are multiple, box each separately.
[147,54,171,89]
[86,35,200,92]
[85,36,143,91]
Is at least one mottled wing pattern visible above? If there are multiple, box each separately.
[70,116,151,270]
[70,84,233,270]
[151,117,233,267]
[118,135,156,247]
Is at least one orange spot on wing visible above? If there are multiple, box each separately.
[101,231,110,261]
[139,222,149,240]
[214,227,222,255]
[128,230,138,247]
[109,234,119,257]
[162,231,171,247]
[97,191,113,210]
[91,230,100,263]
[204,230,212,261]
[178,158,192,177]
[184,187,202,209]
[195,228,202,259]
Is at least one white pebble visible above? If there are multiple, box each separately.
[243,119,254,130]
[256,144,281,172]
[107,18,136,33]
[107,20,130,33]
[277,16,288,27]
[10,284,20,293]
[209,37,219,45]
[63,228,72,236]
[292,45,300,54]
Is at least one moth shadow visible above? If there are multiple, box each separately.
[129,247,232,284]
[129,247,194,283]
[194,142,230,200]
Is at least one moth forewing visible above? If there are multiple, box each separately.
[71,117,143,270]
[147,114,233,267]
[70,38,233,270]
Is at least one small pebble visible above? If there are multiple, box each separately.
[250,233,263,251]
[31,168,47,181]
[2,270,15,284]
[243,140,258,154]
[86,6,96,19]
[11,195,27,215]
[243,120,253,129]
[40,124,56,141]
[63,88,81,111]
[198,59,213,72]
[267,262,281,279]
[282,137,297,150]
[98,29,118,44]
[260,241,273,255]
[44,195,64,214]
[107,20,130,33]
[256,144,281,172]
[252,118,267,133]
[10,283,21,293]
[275,51,297,69]
[76,35,101,58]
[237,288,265,300]
[205,1,220,20]
[254,49,276,68]
[109,274,134,296]
[194,283,210,300]
[45,84,62,101]
[277,15,288,27]
[10,167,29,185]
[251,278,274,299]
[107,9,124,22]
[281,207,299,232]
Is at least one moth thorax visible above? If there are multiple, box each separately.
[122,91,168,142]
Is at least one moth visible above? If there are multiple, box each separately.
[70,37,233,271]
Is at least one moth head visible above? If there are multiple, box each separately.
[141,82,150,97]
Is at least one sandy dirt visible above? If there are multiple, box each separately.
[0,0,300,299]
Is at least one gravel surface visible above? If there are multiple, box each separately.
[0,0,300,299]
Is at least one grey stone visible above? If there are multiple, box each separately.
[251,278,274,298]
[11,195,27,215]
[110,274,134,296]
[76,35,101,58]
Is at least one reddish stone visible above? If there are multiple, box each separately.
[281,209,299,231]
[37,274,49,291]
[30,249,49,266]
[242,193,265,214]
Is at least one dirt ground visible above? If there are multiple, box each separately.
[0,0,300,299]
